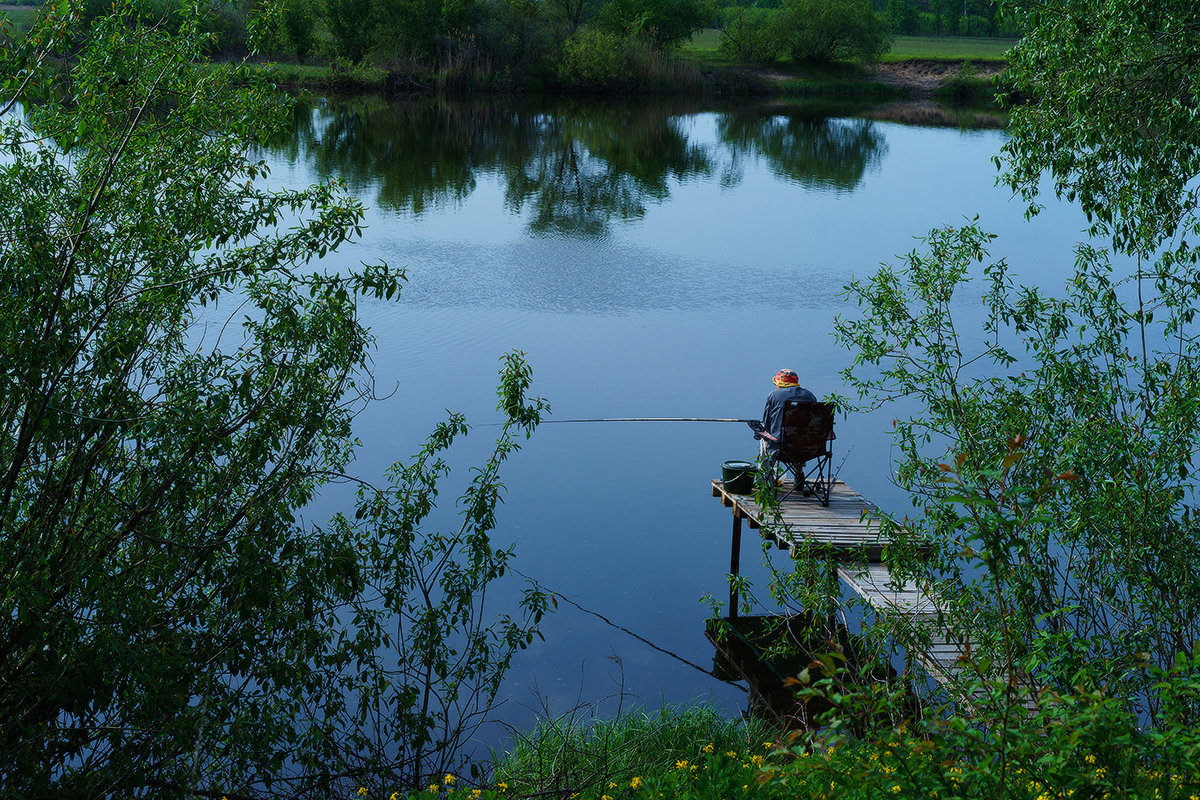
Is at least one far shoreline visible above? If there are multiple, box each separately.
[255,57,1007,128]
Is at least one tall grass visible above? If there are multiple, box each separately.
[490,704,782,798]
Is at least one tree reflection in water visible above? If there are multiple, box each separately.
[277,95,887,236]
[716,110,886,193]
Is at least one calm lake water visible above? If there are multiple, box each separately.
[264,94,1112,750]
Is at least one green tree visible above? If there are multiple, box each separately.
[828,0,1200,728]
[281,0,318,59]
[885,0,918,35]
[375,0,445,58]
[1002,0,1200,262]
[771,0,891,64]
[593,0,714,49]
[545,0,596,35]
[326,0,377,62]
[0,2,547,794]
[718,6,780,65]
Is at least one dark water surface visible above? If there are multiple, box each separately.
[264,94,1110,751]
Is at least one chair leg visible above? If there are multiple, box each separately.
[812,453,832,506]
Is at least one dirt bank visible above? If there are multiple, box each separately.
[703,58,1003,100]
[872,59,1004,96]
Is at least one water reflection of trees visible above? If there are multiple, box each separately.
[497,108,714,236]
[276,97,886,235]
[285,96,714,236]
[716,111,886,193]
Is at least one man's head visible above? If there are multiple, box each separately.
[773,369,799,388]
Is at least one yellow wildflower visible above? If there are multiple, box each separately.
[359,790,369,798]
[428,785,438,794]
[631,777,643,789]
[1085,754,1097,765]
[702,743,714,754]
[471,792,483,800]
[750,755,764,767]
[444,775,456,786]
[675,760,689,770]
[602,795,612,800]
[391,793,399,800]
[608,782,617,789]
[496,783,507,792]
[726,751,737,758]
[763,742,774,751]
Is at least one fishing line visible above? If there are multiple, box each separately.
[510,567,748,693]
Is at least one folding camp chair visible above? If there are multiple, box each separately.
[752,401,836,506]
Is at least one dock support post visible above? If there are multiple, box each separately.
[729,513,742,619]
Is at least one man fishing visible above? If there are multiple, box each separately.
[755,368,816,465]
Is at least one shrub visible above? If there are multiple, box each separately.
[771,0,891,64]
[557,28,633,88]
[593,0,714,49]
[718,7,780,65]
[280,0,318,60]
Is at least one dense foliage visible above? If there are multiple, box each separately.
[703,0,1200,794]
[0,2,548,795]
[241,0,713,87]
[719,0,890,65]
[771,0,891,64]
[879,0,1018,37]
[745,0,1200,790]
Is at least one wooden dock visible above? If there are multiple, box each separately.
[711,478,887,560]
[711,477,1000,709]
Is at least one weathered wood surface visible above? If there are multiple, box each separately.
[711,478,887,559]
[838,563,1039,712]
[712,478,1036,711]
[836,562,967,689]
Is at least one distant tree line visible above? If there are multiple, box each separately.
[56,0,1008,93]
[877,0,1019,36]
[721,0,1018,37]
[717,0,1016,65]
[64,0,718,89]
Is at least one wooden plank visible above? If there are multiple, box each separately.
[712,478,1039,711]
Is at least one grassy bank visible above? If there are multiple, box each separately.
[353,699,1200,800]
[492,705,781,798]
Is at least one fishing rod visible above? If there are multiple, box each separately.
[480,416,766,430]
[538,417,757,424]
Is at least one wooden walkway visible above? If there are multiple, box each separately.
[711,478,888,560]
[710,477,995,708]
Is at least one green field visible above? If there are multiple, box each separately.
[886,34,1016,61]
[683,28,723,53]
[0,6,39,34]
[684,29,1015,63]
